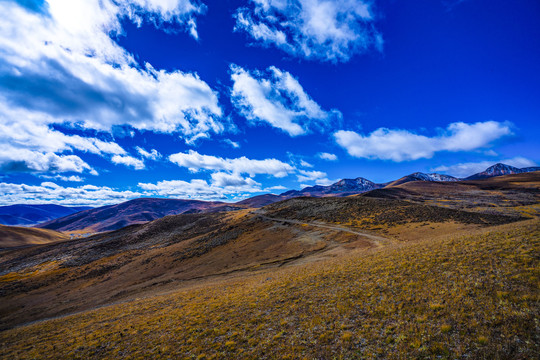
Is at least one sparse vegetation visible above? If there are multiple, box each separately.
[1,173,538,358]
[1,220,537,359]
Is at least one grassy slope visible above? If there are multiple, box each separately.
[0,196,521,331]
[0,225,68,248]
[364,172,540,218]
[1,220,537,359]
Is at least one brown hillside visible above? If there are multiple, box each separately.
[364,171,540,217]
[37,197,245,233]
[1,219,537,359]
[0,195,522,330]
[0,225,68,248]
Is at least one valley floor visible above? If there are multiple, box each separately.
[1,219,538,359]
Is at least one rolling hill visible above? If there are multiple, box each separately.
[31,164,540,234]
[0,204,91,226]
[0,172,538,358]
[37,198,244,233]
[364,171,540,218]
[0,225,69,248]
[0,191,524,330]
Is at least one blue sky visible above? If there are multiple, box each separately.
[0,0,538,206]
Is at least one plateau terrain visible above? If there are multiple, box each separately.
[0,170,538,359]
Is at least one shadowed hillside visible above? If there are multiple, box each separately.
[0,194,523,331]
[0,204,91,226]
[364,171,540,218]
[37,198,244,232]
[0,225,68,248]
[1,218,537,359]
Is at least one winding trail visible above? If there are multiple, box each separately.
[254,213,393,248]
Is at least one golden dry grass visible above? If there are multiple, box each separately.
[1,220,538,359]
[0,225,68,248]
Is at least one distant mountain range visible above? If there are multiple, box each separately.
[0,204,92,226]
[387,172,459,187]
[37,198,244,233]
[464,163,540,180]
[3,163,538,232]
[281,163,538,197]
[282,177,382,198]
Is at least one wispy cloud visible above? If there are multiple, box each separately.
[39,174,85,183]
[230,64,340,136]
[119,0,206,38]
[136,147,161,160]
[234,0,383,62]
[318,152,338,161]
[111,155,145,170]
[300,160,314,168]
[297,169,328,182]
[335,121,513,161]
[224,139,240,148]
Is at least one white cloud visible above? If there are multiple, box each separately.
[111,154,145,170]
[234,0,382,63]
[168,149,295,177]
[0,181,142,206]
[230,64,340,136]
[0,111,127,158]
[40,174,85,182]
[267,185,287,191]
[300,160,313,168]
[0,146,96,174]
[224,139,240,148]
[432,157,537,178]
[0,0,223,164]
[318,152,338,161]
[0,104,128,173]
[119,0,206,39]
[210,172,261,188]
[299,177,336,188]
[138,175,267,201]
[136,146,161,160]
[335,121,513,162]
[297,169,328,182]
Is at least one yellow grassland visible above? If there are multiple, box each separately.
[1,220,538,359]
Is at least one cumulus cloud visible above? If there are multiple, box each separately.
[335,121,512,162]
[318,152,338,161]
[168,150,295,177]
[210,172,261,188]
[0,0,223,174]
[0,104,128,173]
[230,64,340,136]
[136,146,161,160]
[432,157,537,178]
[0,145,97,174]
[111,155,145,170]
[300,160,314,168]
[138,175,267,201]
[234,0,382,63]
[0,181,142,206]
